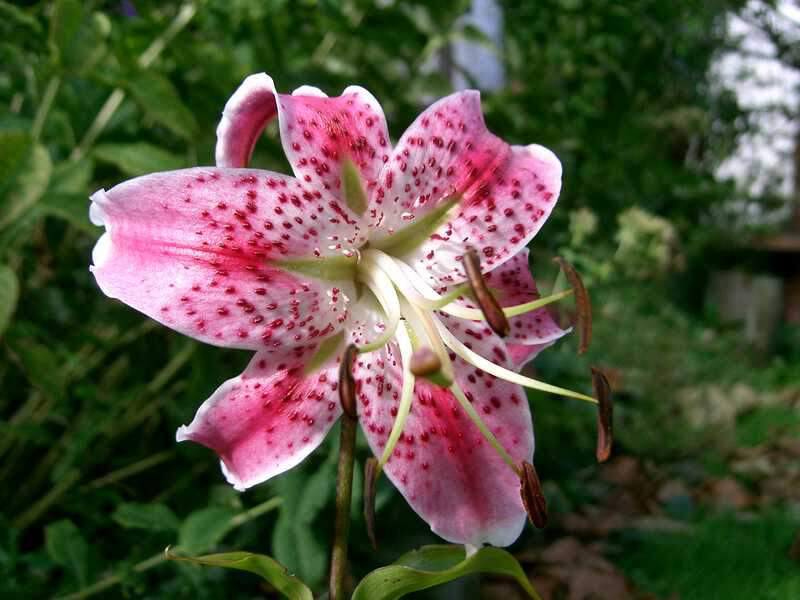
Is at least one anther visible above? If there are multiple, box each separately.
[338,344,358,419]
[520,461,547,528]
[553,256,592,354]
[409,347,442,377]
[363,457,380,550]
[591,366,613,463]
[463,248,510,337]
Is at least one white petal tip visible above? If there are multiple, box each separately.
[175,425,191,443]
[91,232,113,269]
[220,460,248,492]
[292,85,327,98]
[89,190,108,226]
[527,144,562,177]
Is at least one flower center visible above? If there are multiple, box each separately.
[353,246,595,476]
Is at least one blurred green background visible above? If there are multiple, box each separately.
[2,1,799,598]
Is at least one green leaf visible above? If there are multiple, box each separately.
[0,130,31,191]
[177,506,237,554]
[352,545,542,600]
[167,550,313,600]
[45,519,89,588]
[0,143,53,230]
[37,193,96,234]
[127,72,198,140]
[113,502,180,532]
[49,0,83,60]
[48,157,94,195]
[0,265,19,337]
[94,142,186,176]
[6,337,65,401]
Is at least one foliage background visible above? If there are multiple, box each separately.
[1,1,799,598]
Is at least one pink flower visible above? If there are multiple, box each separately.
[90,73,587,547]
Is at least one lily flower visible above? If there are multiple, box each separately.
[89,73,594,547]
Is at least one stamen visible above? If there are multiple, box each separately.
[520,461,547,528]
[394,257,573,322]
[338,344,358,419]
[591,367,613,463]
[378,322,415,468]
[434,316,598,404]
[357,264,401,353]
[450,382,521,477]
[463,248,510,337]
[553,256,592,354]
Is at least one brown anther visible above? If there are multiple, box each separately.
[464,248,510,337]
[338,344,358,420]
[591,366,613,463]
[520,461,547,528]
[409,347,442,377]
[553,256,592,354]
[363,457,380,550]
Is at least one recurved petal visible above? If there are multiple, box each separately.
[90,167,357,351]
[215,73,390,208]
[369,90,561,287]
[176,344,342,491]
[357,318,533,547]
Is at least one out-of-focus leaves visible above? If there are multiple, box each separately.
[0,143,52,230]
[48,157,94,195]
[272,458,335,589]
[6,337,65,401]
[49,0,84,60]
[167,550,313,600]
[127,72,198,140]
[0,130,31,191]
[38,193,96,234]
[177,506,237,554]
[113,502,180,532]
[0,265,19,337]
[352,544,541,600]
[94,142,185,176]
[45,519,89,588]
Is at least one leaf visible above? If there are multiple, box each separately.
[6,337,65,401]
[0,143,53,230]
[48,157,94,195]
[45,519,89,588]
[352,545,542,600]
[37,193,96,234]
[0,130,31,191]
[127,72,198,140]
[177,506,237,554]
[49,0,83,60]
[113,502,180,532]
[94,142,185,176]
[167,550,313,600]
[0,265,19,337]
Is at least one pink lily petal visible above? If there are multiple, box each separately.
[506,340,558,371]
[90,167,357,351]
[176,343,342,491]
[177,298,385,490]
[357,319,533,547]
[370,90,562,287]
[216,73,391,202]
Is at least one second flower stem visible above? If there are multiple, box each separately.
[329,413,357,600]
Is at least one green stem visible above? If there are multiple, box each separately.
[329,415,357,600]
[31,76,61,141]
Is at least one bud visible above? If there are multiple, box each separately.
[553,256,592,354]
[464,248,510,337]
[520,461,547,528]
[363,457,381,550]
[338,344,358,419]
[591,366,613,463]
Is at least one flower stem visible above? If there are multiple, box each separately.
[329,413,357,600]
